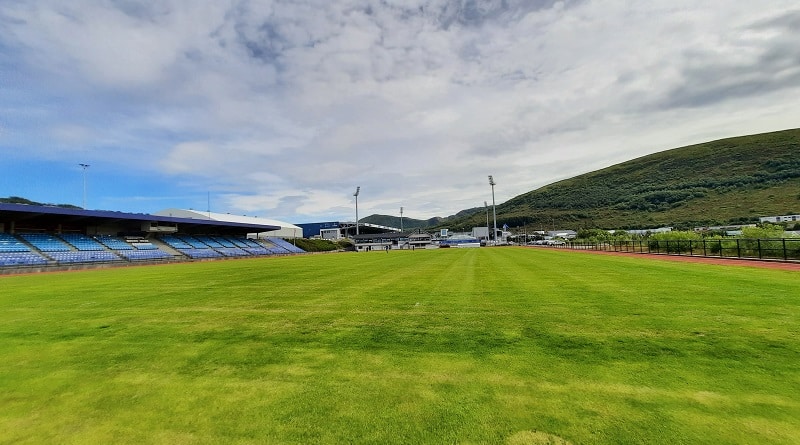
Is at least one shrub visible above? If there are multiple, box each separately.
[648,231,702,253]
[741,223,785,239]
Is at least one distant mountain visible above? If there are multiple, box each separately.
[361,207,484,230]
[0,196,82,209]
[431,128,800,231]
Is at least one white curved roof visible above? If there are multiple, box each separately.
[154,208,301,234]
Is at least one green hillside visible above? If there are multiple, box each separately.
[0,196,81,209]
[362,207,483,230]
[446,128,800,231]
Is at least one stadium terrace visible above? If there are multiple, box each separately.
[0,203,304,273]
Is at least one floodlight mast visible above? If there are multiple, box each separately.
[354,186,360,236]
[79,163,90,209]
[488,175,497,245]
[400,206,404,232]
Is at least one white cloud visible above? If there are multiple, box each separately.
[1,0,799,222]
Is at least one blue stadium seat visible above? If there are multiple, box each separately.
[266,237,305,254]
[212,236,238,248]
[195,236,224,248]
[0,252,49,266]
[48,251,122,264]
[159,235,193,250]
[0,233,31,253]
[59,233,105,251]
[177,235,210,249]
[215,247,251,257]
[179,248,222,259]
[95,235,135,250]
[225,237,250,248]
[244,247,272,256]
[19,233,71,252]
[117,250,173,261]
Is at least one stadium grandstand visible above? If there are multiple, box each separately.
[0,203,306,273]
[349,231,433,251]
[297,221,401,239]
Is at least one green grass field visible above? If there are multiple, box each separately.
[1,248,798,444]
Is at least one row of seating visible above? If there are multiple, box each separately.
[117,250,173,261]
[48,251,123,264]
[2,233,161,253]
[59,233,106,251]
[124,236,159,250]
[267,237,305,254]
[95,234,135,250]
[157,235,304,259]
[0,233,30,253]
[19,233,71,252]
[0,233,173,267]
[0,232,306,268]
[0,252,49,266]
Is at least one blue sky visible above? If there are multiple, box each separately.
[2,1,799,223]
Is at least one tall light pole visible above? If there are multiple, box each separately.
[79,163,90,209]
[400,206,404,232]
[488,175,497,245]
[354,186,360,235]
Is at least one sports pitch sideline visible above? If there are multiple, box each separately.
[1,247,798,444]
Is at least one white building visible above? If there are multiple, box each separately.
[154,208,302,239]
[759,215,800,224]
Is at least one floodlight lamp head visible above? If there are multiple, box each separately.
[354,186,360,197]
[488,175,495,186]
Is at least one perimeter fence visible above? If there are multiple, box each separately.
[560,238,800,263]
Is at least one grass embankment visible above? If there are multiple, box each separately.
[450,128,800,229]
[1,248,798,444]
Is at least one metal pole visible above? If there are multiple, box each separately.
[484,201,489,241]
[400,206,404,232]
[79,163,90,209]
[354,187,360,235]
[489,176,497,245]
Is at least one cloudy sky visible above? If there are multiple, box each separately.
[1,1,799,223]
